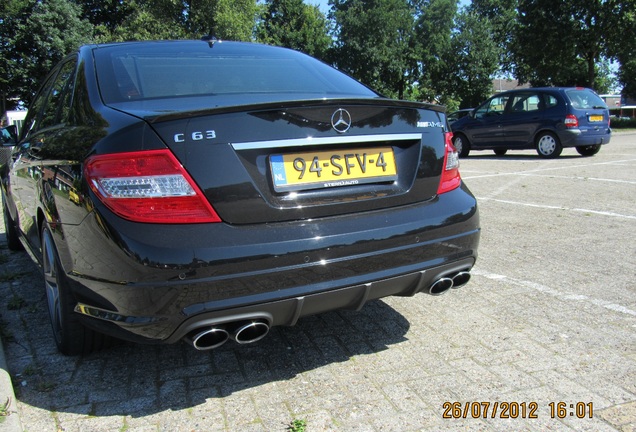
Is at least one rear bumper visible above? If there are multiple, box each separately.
[61,184,480,344]
[559,128,611,147]
[76,256,477,344]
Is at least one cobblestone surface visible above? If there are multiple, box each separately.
[0,134,635,431]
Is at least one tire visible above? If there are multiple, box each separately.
[3,198,23,251]
[452,134,470,158]
[576,144,601,157]
[535,132,562,158]
[493,149,508,156]
[41,224,105,355]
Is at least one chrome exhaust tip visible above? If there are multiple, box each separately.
[428,277,454,295]
[231,320,270,344]
[451,271,471,289]
[185,327,230,350]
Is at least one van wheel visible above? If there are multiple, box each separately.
[42,224,104,355]
[576,144,601,156]
[452,134,470,157]
[536,132,562,158]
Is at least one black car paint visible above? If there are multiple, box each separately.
[152,102,446,224]
[1,41,479,351]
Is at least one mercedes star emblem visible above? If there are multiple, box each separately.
[331,108,352,133]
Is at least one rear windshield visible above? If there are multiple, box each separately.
[565,89,608,110]
[94,41,377,105]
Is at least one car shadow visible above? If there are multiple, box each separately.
[0,237,411,418]
[463,153,584,161]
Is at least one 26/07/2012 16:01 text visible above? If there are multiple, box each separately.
[442,401,594,419]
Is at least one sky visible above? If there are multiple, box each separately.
[307,0,329,14]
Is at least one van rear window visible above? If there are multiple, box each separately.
[566,89,607,109]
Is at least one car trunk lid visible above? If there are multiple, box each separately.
[142,99,449,224]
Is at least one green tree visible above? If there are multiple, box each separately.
[208,0,258,41]
[86,0,258,42]
[257,0,331,60]
[414,0,458,103]
[1,0,33,111]
[609,2,636,98]
[78,0,133,34]
[617,58,636,99]
[447,10,500,108]
[108,1,187,41]
[3,0,93,106]
[468,0,517,74]
[511,0,623,90]
[329,0,418,99]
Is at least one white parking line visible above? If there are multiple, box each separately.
[463,157,636,180]
[476,197,636,220]
[464,171,636,185]
[472,268,636,317]
[515,173,636,185]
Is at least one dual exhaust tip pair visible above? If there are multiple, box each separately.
[185,270,472,350]
[427,271,471,295]
[185,319,270,351]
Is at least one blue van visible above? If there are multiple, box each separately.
[450,87,611,158]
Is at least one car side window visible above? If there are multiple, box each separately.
[21,74,58,139]
[39,60,77,129]
[474,95,510,119]
[510,93,542,113]
[540,94,558,110]
[21,59,77,140]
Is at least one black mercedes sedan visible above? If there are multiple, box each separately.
[1,40,479,355]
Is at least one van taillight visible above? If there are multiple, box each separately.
[565,114,579,128]
[84,149,221,224]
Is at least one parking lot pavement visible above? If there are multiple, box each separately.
[0,134,635,432]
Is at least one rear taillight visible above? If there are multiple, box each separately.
[437,132,461,195]
[84,149,221,224]
[565,114,579,128]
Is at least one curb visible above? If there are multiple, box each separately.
[0,197,23,432]
[0,337,23,432]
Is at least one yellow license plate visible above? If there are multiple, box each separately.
[589,115,604,122]
[270,147,397,192]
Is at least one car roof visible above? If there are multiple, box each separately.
[88,39,299,54]
[495,86,596,95]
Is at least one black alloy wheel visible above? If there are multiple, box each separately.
[41,224,100,355]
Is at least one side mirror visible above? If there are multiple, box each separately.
[1,125,18,146]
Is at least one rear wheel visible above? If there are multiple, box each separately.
[536,132,562,158]
[452,134,471,158]
[493,149,508,156]
[576,144,601,157]
[42,224,104,355]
